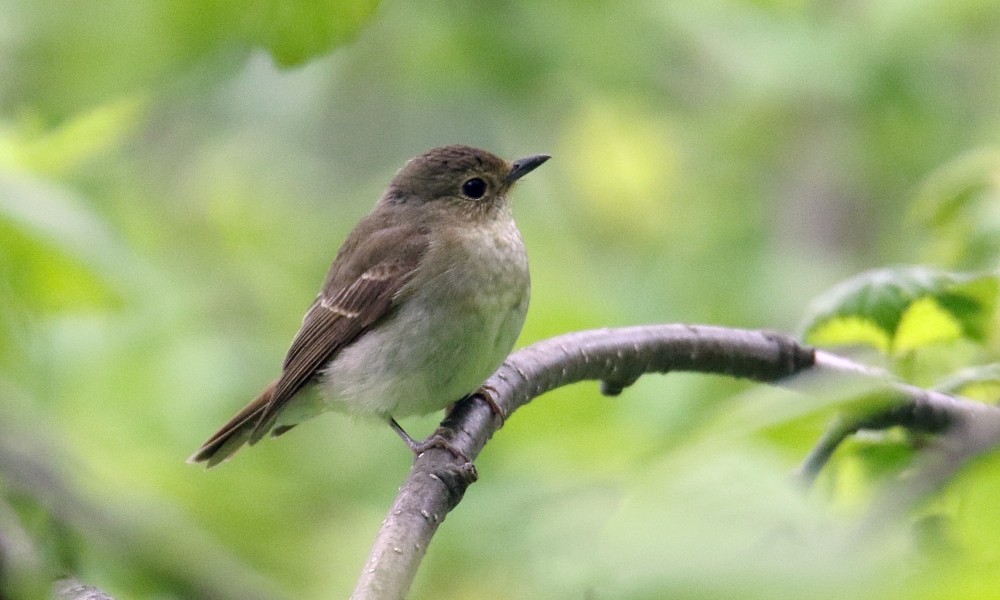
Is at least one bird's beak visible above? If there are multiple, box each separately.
[506,154,551,184]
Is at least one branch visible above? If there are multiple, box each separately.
[796,350,1000,486]
[6,325,992,599]
[352,326,1000,599]
[858,409,1000,535]
[351,325,814,600]
[54,577,116,600]
[0,417,285,600]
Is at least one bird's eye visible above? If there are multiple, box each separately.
[461,177,487,199]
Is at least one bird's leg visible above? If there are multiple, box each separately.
[387,384,505,461]
[388,417,419,449]
[388,418,470,462]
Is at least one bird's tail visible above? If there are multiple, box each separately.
[187,380,277,468]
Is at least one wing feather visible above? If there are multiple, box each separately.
[251,260,416,440]
[189,221,430,464]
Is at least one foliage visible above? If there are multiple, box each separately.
[3,0,1000,598]
[800,266,997,358]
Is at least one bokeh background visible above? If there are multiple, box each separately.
[3,0,1000,598]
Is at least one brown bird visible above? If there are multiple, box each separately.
[188,145,549,467]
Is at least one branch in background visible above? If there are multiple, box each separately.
[796,350,1000,486]
[858,409,1000,536]
[0,495,53,599]
[54,577,116,600]
[0,419,286,600]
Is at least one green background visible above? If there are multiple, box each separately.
[3,0,1000,598]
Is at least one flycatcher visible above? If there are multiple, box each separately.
[189,145,549,467]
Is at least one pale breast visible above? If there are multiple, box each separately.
[319,213,530,419]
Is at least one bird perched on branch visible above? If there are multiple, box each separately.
[189,145,549,467]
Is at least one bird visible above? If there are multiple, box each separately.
[188,145,549,467]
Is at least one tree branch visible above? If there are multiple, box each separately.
[352,326,1000,599]
[796,350,999,486]
[351,325,814,600]
[6,326,996,600]
[54,577,116,600]
[857,409,1000,536]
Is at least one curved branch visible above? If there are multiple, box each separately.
[352,326,1000,599]
[351,325,814,600]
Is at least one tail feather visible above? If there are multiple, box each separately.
[187,380,277,468]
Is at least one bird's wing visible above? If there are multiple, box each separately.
[249,226,430,441]
[188,223,429,465]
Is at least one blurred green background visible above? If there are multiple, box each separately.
[3,0,1000,598]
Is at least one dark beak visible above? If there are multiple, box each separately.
[506,154,551,184]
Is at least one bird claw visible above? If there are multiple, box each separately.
[387,383,505,463]
[389,418,470,462]
[410,433,471,463]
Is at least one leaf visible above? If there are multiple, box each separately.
[893,297,963,354]
[6,0,380,117]
[800,266,998,355]
[910,148,1000,269]
[245,0,382,67]
[912,148,1000,230]
[807,316,892,354]
[3,97,146,175]
[0,171,146,309]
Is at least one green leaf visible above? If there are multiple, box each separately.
[245,0,382,67]
[807,316,892,354]
[910,148,1000,269]
[0,171,145,310]
[912,148,1000,228]
[936,274,999,341]
[893,296,963,354]
[800,266,998,355]
[2,97,146,175]
[7,0,380,117]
